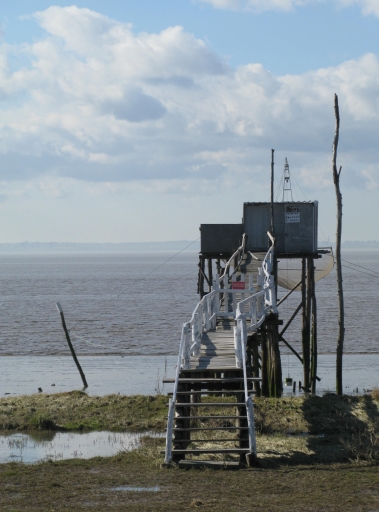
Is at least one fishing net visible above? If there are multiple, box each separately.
[277,247,334,290]
[237,247,334,290]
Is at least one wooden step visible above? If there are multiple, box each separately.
[173,402,247,407]
[172,416,247,420]
[167,390,254,396]
[173,427,249,431]
[161,448,250,454]
[172,439,241,443]
[163,378,261,383]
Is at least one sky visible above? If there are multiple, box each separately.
[0,0,379,243]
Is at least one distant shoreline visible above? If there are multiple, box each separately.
[0,241,200,253]
[0,240,377,253]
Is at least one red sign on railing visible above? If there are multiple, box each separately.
[232,281,245,290]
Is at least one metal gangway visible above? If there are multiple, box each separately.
[163,236,277,467]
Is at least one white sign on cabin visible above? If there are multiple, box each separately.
[285,206,300,223]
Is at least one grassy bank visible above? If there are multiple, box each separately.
[1,391,379,464]
[1,392,379,510]
[0,392,167,432]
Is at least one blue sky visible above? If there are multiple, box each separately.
[0,0,378,242]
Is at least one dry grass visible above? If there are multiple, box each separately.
[0,392,167,433]
[1,393,379,510]
[1,448,379,511]
[2,391,379,465]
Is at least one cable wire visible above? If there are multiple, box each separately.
[341,263,379,280]
[66,237,200,333]
[341,258,379,276]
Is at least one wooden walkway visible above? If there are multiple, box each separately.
[190,321,236,370]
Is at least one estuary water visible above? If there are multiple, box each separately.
[0,250,378,395]
[0,250,378,356]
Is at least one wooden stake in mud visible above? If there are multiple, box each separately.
[332,93,345,396]
[55,302,88,389]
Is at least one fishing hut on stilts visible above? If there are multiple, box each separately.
[163,154,333,468]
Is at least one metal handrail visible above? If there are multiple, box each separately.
[234,235,276,458]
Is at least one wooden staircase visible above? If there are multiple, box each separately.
[163,370,260,468]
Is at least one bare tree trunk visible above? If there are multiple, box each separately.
[332,94,345,396]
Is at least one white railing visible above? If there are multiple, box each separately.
[234,239,276,458]
[188,272,263,361]
[164,321,190,464]
[234,244,277,367]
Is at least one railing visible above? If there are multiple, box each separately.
[234,238,276,458]
[188,272,263,361]
[234,243,277,367]
[164,321,190,464]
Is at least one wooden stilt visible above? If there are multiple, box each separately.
[261,314,282,398]
[200,257,205,298]
[208,258,213,292]
[310,259,317,394]
[260,330,268,397]
[305,257,312,390]
[301,258,310,390]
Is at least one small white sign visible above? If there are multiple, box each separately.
[285,206,300,223]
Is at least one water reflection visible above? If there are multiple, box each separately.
[0,431,162,464]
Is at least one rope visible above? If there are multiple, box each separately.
[341,258,379,276]
[143,237,200,279]
[341,263,379,280]
[66,237,200,334]
[69,331,111,349]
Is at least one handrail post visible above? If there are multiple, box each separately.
[164,324,187,464]
[239,311,257,458]
[183,323,191,369]
[234,309,243,368]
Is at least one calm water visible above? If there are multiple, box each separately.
[0,250,377,356]
[278,249,379,355]
[1,354,378,397]
[0,252,199,356]
[0,430,163,464]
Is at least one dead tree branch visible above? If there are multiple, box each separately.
[333,93,345,396]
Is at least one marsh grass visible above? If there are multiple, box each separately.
[2,393,379,509]
[3,391,379,466]
[0,392,167,433]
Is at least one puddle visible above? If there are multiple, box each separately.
[0,431,163,464]
[111,486,160,492]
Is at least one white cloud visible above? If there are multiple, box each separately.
[0,6,379,194]
[339,0,379,17]
[196,0,379,16]
[195,0,319,12]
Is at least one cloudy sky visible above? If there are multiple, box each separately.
[0,0,378,243]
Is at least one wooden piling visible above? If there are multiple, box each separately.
[55,302,88,389]
[261,314,282,398]
[301,258,311,390]
[310,259,317,394]
[207,258,213,292]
